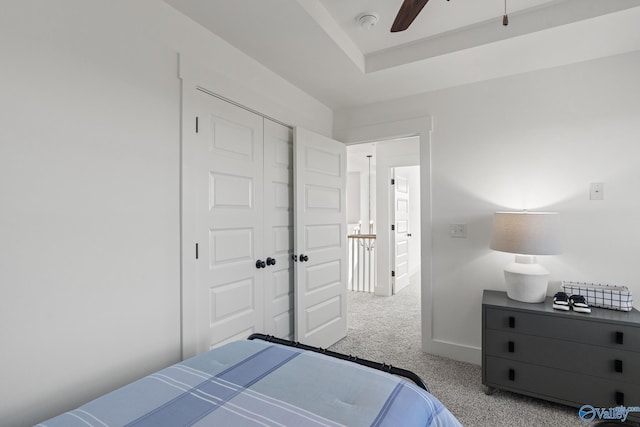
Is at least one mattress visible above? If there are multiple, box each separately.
[38,339,461,426]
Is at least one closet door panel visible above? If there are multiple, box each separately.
[263,119,294,340]
[195,90,265,351]
[294,128,347,348]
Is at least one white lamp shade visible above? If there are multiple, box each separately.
[490,212,562,255]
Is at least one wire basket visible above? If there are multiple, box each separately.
[561,281,633,312]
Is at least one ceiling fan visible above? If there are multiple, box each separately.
[390,0,435,33]
[390,0,509,32]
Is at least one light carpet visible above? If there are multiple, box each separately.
[328,280,590,426]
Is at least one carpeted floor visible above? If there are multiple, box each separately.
[328,279,591,426]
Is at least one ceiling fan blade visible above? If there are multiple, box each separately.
[390,0,430,32]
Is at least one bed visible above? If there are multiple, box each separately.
[38,334,462,426]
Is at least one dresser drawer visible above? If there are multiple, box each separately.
[484,307,640,352]
[484,356,640,408]
[484,329,640,383]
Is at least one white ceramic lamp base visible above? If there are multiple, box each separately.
[503,255,549,303]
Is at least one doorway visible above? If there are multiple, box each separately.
[346,138,421,297]
[334,114,433,354]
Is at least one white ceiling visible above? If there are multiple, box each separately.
[318,0,555,54]
[164,0,640,110]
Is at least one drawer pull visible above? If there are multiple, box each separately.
[508,341,515,353]
[614,359,623,373]
[508,316,515,328]
[615,391,625,406]
[508,369,515,381]
[616,331,624,345]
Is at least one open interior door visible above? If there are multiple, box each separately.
[392,168,411,294]
[294,128,347,348]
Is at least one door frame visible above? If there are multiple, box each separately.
[179,65,200,359]
[178,54,338,358]
[333,117,440,356]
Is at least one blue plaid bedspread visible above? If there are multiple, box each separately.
[38,340,461,426]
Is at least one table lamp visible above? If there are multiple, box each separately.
[490,211,562,303]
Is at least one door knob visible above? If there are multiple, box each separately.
[256,259,266,269]
[266,257,276,266]
[300,254,309,262]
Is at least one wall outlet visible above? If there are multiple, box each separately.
[450,224,467,238]
[590,182,604,200]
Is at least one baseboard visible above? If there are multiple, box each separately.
[423,338,481,365]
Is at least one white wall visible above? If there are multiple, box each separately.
[347,171,361,225]
[334,50,640,364]
[346,144,376,233]
[0,1,331,426]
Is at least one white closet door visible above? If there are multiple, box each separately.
[263,119,294,339]
[393,169,410,294]
[195,90,265,351]
[294,128,347,348]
